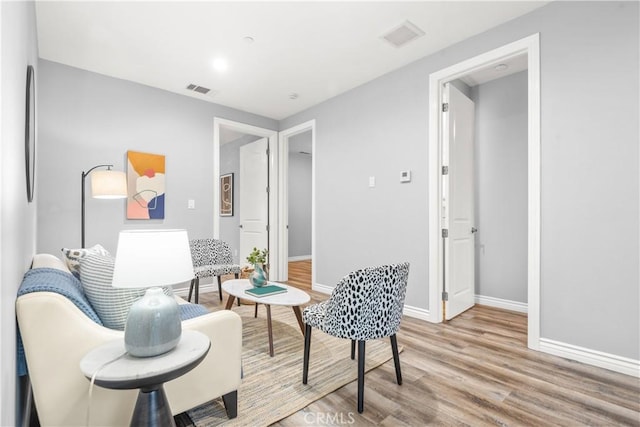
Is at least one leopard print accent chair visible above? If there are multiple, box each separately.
[302,262,410,413]
[188,238,241,303]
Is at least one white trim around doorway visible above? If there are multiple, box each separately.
[427,33,541,350]
[278,119,316,287]
[212,117,279,276]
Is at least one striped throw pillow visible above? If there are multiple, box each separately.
[61,244,110,277]
[79,252,173,330]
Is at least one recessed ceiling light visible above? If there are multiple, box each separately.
[494,63,509,72]
[212,58,228,72]
[289,93,299,100]
[243,36,255,44]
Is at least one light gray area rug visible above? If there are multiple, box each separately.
[180,304,399,426]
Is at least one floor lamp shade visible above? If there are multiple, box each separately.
[112,229,195,357]
[81,164,127,248]
[91,170,127,198]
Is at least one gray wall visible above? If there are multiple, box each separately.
[280,1,639,359]
[288,131,312,258]
[471,71,528,303]
[219,134,261,262]
[37,60,277,255]
[0,2,39,425]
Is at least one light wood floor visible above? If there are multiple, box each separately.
[210,261,640,426]
[283,259,311,290]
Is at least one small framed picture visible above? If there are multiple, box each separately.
[220,173,234,216]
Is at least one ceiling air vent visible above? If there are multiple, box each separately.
[186,84,214,96]
[382,20,425,48]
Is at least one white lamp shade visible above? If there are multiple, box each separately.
[91,170,127,199]
[112,229,194,288]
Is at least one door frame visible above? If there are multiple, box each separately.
[277,120,316,286]
[213,118,279,276]
[427,33,541,350]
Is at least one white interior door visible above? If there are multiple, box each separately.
[239,138,269,267]
[443,83,476,320]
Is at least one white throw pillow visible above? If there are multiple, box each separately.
[61,244,110,276]
[79,252,173,330]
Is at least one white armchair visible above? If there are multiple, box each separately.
[16,254,242,426]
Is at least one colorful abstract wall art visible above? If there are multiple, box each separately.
[126,151,165,219]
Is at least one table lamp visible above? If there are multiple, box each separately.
[112,229,194,357]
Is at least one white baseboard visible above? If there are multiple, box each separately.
[173,286,189,297]
[472,297,638,378]
[475,294,528,313]
[312,282,333,295]
[288,255,312,262]
[402,305,431,321]
[539,338,640,378]
[173,283,218,298]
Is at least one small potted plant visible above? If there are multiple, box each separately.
[245,247,268,287]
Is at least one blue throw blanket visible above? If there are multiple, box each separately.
[16,268,209,376]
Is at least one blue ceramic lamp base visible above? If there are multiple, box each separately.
[124,287,181,357]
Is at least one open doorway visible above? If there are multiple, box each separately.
[443,61,529,320]
[213,118,278,274]
[278,120,316,287]
[463,65,529,315]
[428,34,541,350]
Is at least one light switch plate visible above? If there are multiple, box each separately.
[188,199,195,209]
[400,170,411,183]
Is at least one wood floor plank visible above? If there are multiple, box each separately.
[212,261,640,426]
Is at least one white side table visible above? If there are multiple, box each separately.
[222,279,310,356]
[80,330,210,427]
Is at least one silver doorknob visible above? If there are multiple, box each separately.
[471,227,478,233]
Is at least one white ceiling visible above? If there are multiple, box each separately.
[35,1,548,121]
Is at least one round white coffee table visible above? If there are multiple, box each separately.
[222,279,310,357]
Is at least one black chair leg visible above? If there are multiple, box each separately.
[302,324,312,384]
[217,276,223,301]
[194,277,200,304]
[390,334,402,385]
[221,390,237,419]
[187,279,195,302]
[351,340,356,360]
[235,273,241,306]
[357,340,365,413]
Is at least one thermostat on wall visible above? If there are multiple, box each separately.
[400,170,411,183]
